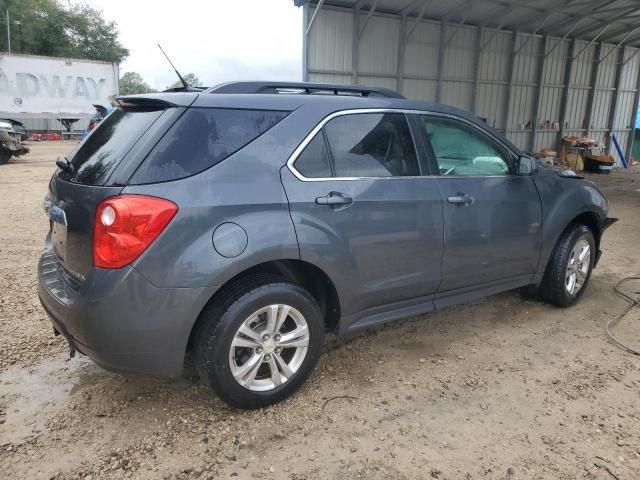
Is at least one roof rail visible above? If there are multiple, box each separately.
[204,81,405,99]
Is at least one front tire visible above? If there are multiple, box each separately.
[539,224,595,307]
[193,276,324,409]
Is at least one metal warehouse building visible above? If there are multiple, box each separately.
[294,0,640,164]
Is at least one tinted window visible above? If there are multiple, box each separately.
[59,108,164,185]
[294,132,332,178]
[324,113,419,177]
[418,116,511,176]
[131,108,288,184]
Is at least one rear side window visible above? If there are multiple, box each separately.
[294,133,332,178]
[325,113,419,177]
[59,108,164,185]
[130,108,288,184]
[292,112,419,178]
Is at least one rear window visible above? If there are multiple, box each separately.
[59,108,164,185]
[130,108,289,184]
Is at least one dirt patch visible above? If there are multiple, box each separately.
[1,142,639,479]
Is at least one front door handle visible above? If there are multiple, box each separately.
[447,194,475,206]
[315,192,353,206]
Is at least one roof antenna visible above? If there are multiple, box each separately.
[157,44,190,90]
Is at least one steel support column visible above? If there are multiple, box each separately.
[302,3,310,81]
[503,31,518,134]
[585,42,603,137]
[396,15,407,94]
[606,45,625,150]
[351,7,360,84]
[471,26,483,114]
[530,35,547,152]
[558,39,576,149]
[435,19,446,103]
[625,59,640,162]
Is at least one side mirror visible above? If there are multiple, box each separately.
[517,156,538,176]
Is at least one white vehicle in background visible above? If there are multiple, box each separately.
[0,53,119,156]
[0,119,29,165]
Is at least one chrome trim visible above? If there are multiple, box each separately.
[286,108,520,182]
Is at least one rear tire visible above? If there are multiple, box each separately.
[539,224,595,307]
[193,276,324,409]
[0,147,11,165]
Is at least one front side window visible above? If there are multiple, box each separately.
[293,112,420,178]
[418,116,511,176]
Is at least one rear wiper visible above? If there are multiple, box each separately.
[56,156,74,173]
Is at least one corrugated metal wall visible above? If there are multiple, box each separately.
[305,4,640,163]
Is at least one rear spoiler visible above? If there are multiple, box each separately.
[161,86,209,93]
[111,93,198,109]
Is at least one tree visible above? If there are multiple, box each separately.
[119,72,157,95]
[1,0,129,64]
[168,73,202,89]
[65,4,129,63]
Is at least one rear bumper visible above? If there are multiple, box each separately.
[38,250,208,377]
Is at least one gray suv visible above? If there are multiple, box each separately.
[38,82,616,408]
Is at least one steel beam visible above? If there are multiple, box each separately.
[302,3,310,81]
[513,16,550,57]
[357,0,378,40]
[600,23,640,43]
[443,16,471,48]
[571,7,639,38]
[544,19,581,58]
[405,0,432,43]
[558,38,576,149]
[625,57,640,161]
[471,26,483,114]
[436,19,446,102]
[503,30,518,133]
[400,0,423,17]
[305,0,326,36]
[530,35,547,152]
[396,15,407,94]
[623,47,640,67]
[351,5,360,84]
[585,42,603,137]
[606,45,625,150]
[598,28,639,65]
[572,25,608,60]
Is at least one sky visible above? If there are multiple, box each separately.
[77,0,303,91]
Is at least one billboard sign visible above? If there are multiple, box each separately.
[0,53,119,117]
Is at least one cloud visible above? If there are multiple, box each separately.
[77,0,303,90]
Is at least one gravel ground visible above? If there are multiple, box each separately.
[1,141,639,480]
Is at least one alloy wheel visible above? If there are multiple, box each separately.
[565,239,590,295]
[229,304,310,391]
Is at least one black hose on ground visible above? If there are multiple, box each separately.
[606,275,640,356]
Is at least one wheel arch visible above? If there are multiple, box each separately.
[537,209,603,285]
[185,259,342,356]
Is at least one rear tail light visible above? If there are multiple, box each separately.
[93,195,178,269]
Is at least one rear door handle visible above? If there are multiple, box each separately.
[447,194,475,206]
[315,192,353,206]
